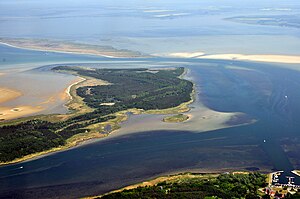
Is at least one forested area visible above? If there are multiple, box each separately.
[101,173,269,199]
[0,66,193,162]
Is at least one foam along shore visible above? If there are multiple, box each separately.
[198,54,300,64]
[0,38,146,58]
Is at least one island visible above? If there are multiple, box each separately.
[163,113,189,123]
[0,66,194,165]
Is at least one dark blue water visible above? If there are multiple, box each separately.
[0,60,300,198]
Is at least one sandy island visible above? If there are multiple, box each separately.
[198,54,300,64]
[161,52,300,64]
[164,51,205,58]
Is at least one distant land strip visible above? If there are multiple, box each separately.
[0,38,149,58]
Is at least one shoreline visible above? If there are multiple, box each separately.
[85,169,270,199]
[0,68,196,166]
[64,76,86,103]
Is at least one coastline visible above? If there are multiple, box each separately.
[85,170,269,199]
[0,68,196,166]
[86,172,221,199]
[64,76,86,103]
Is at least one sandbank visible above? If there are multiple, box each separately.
[198,54,300,64]
[0,87,22,104]
[113,105,242,138]
[0,105,44,121]
[160,51,300,64]
[157,51,205,58]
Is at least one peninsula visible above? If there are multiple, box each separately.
[0,66,194,165]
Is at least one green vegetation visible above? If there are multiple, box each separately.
[163,113,189,123]
[99,173,267,199]
[0,67,193,163]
